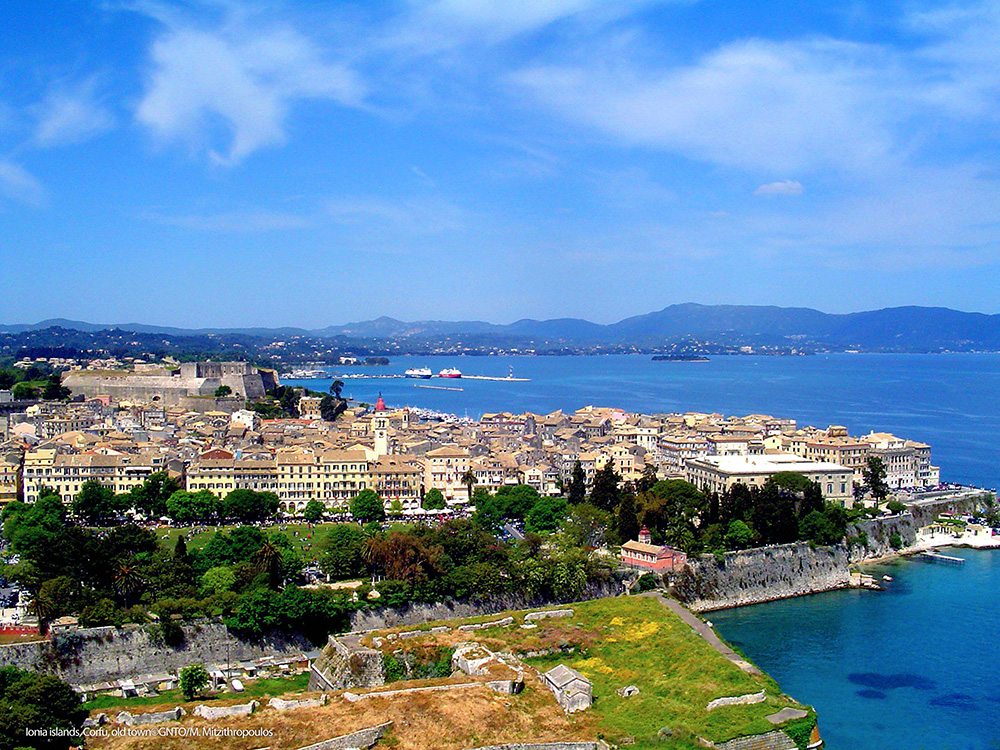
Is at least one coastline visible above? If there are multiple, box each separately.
[858,527,1000,567]
[684,526,1000,614]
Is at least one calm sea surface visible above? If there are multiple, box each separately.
[288,352,1000,488]
[711,550,1000,750]
[290,352,1000,749]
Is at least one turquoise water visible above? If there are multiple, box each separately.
[710,549,1000,750]
[288,352,1000,488]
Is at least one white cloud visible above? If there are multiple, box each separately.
[512,37,902,174]
[33,78,115,147]
[136,13,364,164]
[0,160,47,208]
[754,180,804,196]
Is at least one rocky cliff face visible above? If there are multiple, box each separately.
[0,621,309,686]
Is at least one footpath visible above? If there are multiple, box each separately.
[640,592,762,676]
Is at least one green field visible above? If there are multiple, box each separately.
[518,596,813,749]
[155,524,328,561]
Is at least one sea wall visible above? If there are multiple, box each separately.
[0,621,309,686]
[674,543,852,612]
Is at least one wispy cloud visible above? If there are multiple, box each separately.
[142,209,313,232]
[33,78,115,147]
[134,6,364,164]
[325,196,467,234]
[0,160,47,208]
[754,180,804,196]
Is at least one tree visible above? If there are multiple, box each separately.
[616,489,640,543]
[252,540,285,589]
[640,480,707,551]
[130,471,182,519]
[863,455,890,505]
[724,519,754,550]
[302,499,325,524]
[318,524,366,580]
[471,490,505,532]
[422,488,446,511]
[200,566,236,595]
[0,666,88,750]
[799,511,840,546]
[496,484,540,520]
[567,461,586,504]
[330,380,344,399]
[319,394,338,421]
[351,489,385,523]
[560,503,611,550]
[214,385,233,398]
[461,469,477,501]
[220,489,279,523]
[72,479,120,525]
[179,664,210,701]
[11,382,37,400]
[43,374,70,401]
[525,496,569,534]
[636,464,658,494]
[166,489,218,524]
[113,557,145,608]
[589,460,621,512]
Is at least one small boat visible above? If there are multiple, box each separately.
[404,367,432,379]
[438,368,462,378]
[882,575,893,582]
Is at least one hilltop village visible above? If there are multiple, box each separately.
[1,359,942,513]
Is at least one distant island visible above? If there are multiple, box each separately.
[652,354,710,362]
[3,303,1000,365]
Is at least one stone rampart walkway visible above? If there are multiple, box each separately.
[640,592,762,676]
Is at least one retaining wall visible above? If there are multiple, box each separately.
[0,621,309,686]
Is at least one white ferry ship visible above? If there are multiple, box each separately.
[404,367,433,379]
[438,368,462,378]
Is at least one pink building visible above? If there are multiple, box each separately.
[620,526,687,572]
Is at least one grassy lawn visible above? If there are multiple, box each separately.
[155,524,330,561]
[82,673,310,711]
[517,596,812,749]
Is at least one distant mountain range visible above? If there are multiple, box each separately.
[3,304,1000,352]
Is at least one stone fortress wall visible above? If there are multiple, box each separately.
[61,361,277,407]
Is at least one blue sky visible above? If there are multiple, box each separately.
[2,0,1000,327]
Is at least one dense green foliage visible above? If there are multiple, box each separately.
[0,666,88,750]
[351,489,385,523]
[421,488,446,511]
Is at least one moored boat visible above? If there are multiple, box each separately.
[405,367,433,379]
[438,368,462,378]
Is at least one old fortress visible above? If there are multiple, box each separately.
[0,360,940,514]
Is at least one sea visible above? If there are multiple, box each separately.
[287,352,1000,749]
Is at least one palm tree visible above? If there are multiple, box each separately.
[28,588,55,634]
[113,558,145,608]
[361,528,386,582]
[461,469,477,502]
[252,541,284,589]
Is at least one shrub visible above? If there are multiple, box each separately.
[889,533,903,550]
